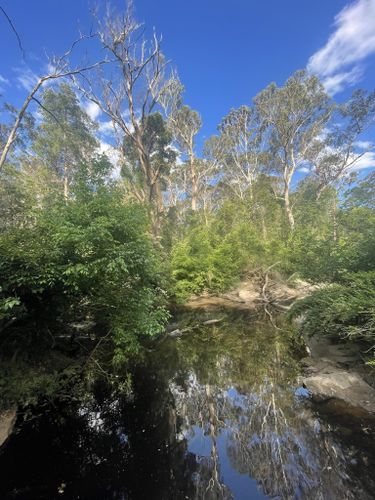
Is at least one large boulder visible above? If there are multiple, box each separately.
[0,408,17,448]
[303,368,375,417]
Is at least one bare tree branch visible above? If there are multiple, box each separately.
[0,5,25,58]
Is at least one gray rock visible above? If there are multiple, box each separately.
[202,318,224,325]
[303,370,375,416]
[0,408,17,448]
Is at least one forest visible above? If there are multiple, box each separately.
[0,1,374,407]
[0,2,375,498]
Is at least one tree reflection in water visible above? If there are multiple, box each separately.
[0,309,374,499]
[159,310,375,499]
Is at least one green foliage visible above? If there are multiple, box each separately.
[171,195,276,300]
[289,271,375,360]
[33,83,98,183]
[121,112,176,198]
[0,356,84,410]
[0,187,169,357]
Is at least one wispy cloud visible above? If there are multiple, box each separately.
[350,151,375,170]
[298,166,310,174]
[354,140,374,150]
[321,67,363,95]
[84,100,101,121]
[0,75,9,86]
[98,120,115,136]
[0,74,10,93]
[307,0,375,94]
[13,66,40,91]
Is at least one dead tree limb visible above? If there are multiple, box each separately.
[0,5,25,57]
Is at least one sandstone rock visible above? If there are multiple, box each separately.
[0,408,17,448]
[303,370,375,417]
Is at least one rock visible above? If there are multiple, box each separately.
[303,369,375,417]
[185,295,252,310]
[305,334,360,367]
[237,288,257,302]
[69,320,96,331]
[0,408,17,448]
[166,329,182,338]
[202,318,224,325]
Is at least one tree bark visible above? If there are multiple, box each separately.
[63,169,69,201]
[283,178,295,231]
[332,195,338,243]
[190,156,197,211]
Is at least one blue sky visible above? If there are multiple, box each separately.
[0,0,374,170]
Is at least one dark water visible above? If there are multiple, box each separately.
[1,309,375,499]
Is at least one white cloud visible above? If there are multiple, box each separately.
[84,101,101,121]
[298,166,310,174]
[350,151,375,170]
[321,67,363,95]
[307,0,375,94]
[98,120,115,135]
[354,140,374,150]
[13,66,40,91]
[0,74,10,93]
[0,75,9,86]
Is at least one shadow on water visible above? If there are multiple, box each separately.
[0,308,375,499]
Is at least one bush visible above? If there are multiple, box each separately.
[0,188,169,360]
[289,271,375,360]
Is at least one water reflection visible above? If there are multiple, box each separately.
[160,312,371,499]
[0,310,374,499]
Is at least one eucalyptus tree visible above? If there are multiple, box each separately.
[344,170,375,210]
[254,70,332,230]
[167,105,202,210]
[309,89,375,200]
[74,1,176,234]
[33,83,99,199]
[120,112,176,218]
[158,76,203,211]
[216,105,263,200]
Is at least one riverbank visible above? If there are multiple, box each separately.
[185,276,375,421]
[301,335,375,419]
[185,274,313,310]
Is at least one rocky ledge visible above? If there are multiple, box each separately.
[0,408,17,448]
[301,336,375,419]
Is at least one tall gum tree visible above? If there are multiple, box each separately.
[254,70,332,231]
[309,89,375,200]
[168,105,202,211]
[33,84,99,200]
[215,105,263,201]
[73,2,175,235]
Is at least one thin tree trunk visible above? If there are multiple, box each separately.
[284,180,295,231]
[332,195,338,243]
[0,79,44,171]
[63,171,69,200]
[260,205,268,240]
[190,148,197,211]
[316,184,326,201]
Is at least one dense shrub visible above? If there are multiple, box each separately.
[289,271,375,360]
[0,188,169,361]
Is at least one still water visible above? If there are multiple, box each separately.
[1,309,374,499]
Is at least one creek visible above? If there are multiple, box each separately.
[0,308,374,499]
